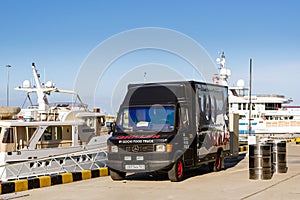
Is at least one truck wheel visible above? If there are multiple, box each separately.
[109,169,126,181]
[168,158,184,182]
[208,149,224,172]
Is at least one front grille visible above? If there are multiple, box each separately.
[119,144,155,153]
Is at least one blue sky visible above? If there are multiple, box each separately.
[0,0,300,114]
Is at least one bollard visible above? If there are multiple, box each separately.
[272,141,288,173]
[249,144,272,180]
[267,141,275,174]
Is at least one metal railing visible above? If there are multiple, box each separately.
[0,147,107,181]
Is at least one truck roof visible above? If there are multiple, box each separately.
[128,80,227,89]
[123,81,227,106]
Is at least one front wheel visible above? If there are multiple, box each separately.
[168,158,184,182]
[109,169,126,181]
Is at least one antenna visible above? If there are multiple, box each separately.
[44,67,46,86]
[5,65,11,106]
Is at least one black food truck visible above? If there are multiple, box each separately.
[107,81,231,181]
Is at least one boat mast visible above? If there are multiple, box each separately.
[31,63,49,111]
[216,52,231,86]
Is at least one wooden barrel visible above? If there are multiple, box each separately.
[272,141,288,173]
[249,144,272,180]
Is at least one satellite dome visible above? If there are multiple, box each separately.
[237,79,245,87]
[22,80,31,88]
[45,81,55,88]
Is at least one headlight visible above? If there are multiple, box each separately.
[155,144,166,152]
[111,145,119,153]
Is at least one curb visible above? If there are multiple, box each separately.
[287,138,296,143]
[237,138,297,153]
[239,146,248,152]
[0,167,109,195]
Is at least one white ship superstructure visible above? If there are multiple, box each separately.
[0,63,113,181]
[214,53,300,140]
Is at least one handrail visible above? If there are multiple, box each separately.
[0,146,108,181]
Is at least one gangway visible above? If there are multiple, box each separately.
[0,147,107,181]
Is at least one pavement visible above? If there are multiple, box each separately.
[1,142,300,200]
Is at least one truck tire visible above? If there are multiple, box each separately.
[208,149,224,172]
[168,158,184,182]
[110,169,126,181]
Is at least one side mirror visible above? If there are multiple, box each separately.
[109,122,116,134]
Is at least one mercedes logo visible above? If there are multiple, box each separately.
[132,145,140,152]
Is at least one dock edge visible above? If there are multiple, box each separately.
[0,167,109,195]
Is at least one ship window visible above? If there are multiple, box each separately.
[238,103,241,110]
[2,128,14,143]
[54,127,62,140]
[242,103,246,110]
[44,127,52,141]
[43,126,62,140]
[86,117,95,128]
[97,116,105,126]
[265,103,279,110]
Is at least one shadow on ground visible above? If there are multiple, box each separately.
[124,153,246,181]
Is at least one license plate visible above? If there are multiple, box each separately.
[125,164,145,170]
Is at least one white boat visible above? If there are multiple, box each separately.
[0,63,113,181]
[214,53,300,141]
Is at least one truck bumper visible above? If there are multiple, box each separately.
[107,153,173,172]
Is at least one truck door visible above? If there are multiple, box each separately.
[179,106,195,167]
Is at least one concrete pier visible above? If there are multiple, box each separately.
[3,142,300,200]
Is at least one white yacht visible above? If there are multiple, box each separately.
[0,63,112,181]
[214,53,300,141]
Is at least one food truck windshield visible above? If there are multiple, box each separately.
[116,105,175,133]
